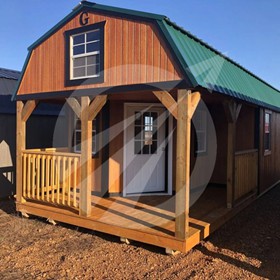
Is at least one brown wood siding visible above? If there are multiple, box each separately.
[234,150,258,200]
[236,105,255,152]
[259,109,280,193]
[209,104,227,185]
[108,101,124,193]
[18,12,182,95]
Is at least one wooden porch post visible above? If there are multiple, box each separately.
[78,95,107,217]
[152,89,200,240]
[80,96,92,217]
[16,100,38,204]
[175,89,200,239]
[224,101,242,208]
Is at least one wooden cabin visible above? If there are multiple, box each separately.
[13,1,280,253]
[0,68,67,199]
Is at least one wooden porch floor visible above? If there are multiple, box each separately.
[17,185,254,253]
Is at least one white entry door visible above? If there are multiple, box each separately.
[124,104,167,195]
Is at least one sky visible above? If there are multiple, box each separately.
[1,0,280,88]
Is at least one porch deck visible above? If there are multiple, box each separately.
[17,185,253,253]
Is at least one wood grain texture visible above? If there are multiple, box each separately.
[16,101,25,203]
[16,185,254,253]
[22,150,80,208]
[259,109,280,193]
[17,12,183,96]
[16,186,227,253]
[80,96,92,216]
[175,89,191,239]
[108,101,124,193]
[66,98,81,119]
[21,100,38,121]
[88,95,107,121]
[153,91,178,119]
[234,150,258,200]
[227,122,235,209]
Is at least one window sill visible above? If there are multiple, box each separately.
[195,151,208,157]
[73,151,99,159]
[65,74,104,87]
[264,150,271,156]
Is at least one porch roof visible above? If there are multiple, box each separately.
[14,1,280,111]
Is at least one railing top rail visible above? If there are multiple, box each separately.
[235,149,258,156]
[22,150,81,158]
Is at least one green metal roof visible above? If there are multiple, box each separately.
[161,19,280,110]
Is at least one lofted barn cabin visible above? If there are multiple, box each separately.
[13,1,280,253]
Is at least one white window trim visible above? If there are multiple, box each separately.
[264,111,272,153]
[70,30,101,80]
[74,116,97,155]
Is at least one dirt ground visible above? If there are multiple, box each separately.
[0,186,279,280]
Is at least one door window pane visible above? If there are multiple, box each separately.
[134,111,158,155]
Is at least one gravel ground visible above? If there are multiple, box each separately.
[0,186,279,280]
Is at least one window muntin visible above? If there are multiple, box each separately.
[134,112,158,155]
[74,117,97,155]
[71,29,101,79]
[264,112,271,152]
[194,110,207,154]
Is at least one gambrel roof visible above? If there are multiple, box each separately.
[14,1,280,111]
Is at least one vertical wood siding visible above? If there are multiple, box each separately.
[259,109,280,193]
[18,13,182,95]
[234,150,258,200]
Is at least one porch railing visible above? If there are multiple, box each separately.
[234,149,258,200]
[22,149,80,208]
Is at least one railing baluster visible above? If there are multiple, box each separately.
[67,158,72,206]
[36,155,41,200]
[32,154,36,198]
[41,155,45,200]
[22,154,27,197]
[27,154,31,198]
[73,158,78,208]
[21,150,80,210]
[51,156,56,203]
[62,157,66,205]
[57,156,61,204]
[46,156,50,202]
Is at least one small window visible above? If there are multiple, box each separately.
[74,116,97,156]
[134,112,158,155]
[65,21,105,86]
[264,111,271,152]
[71,30,100,79]
[193,110,207,154]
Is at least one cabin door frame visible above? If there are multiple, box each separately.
[123,103,173,197]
